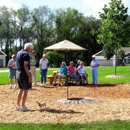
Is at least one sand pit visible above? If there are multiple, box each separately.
[0,83,130,124]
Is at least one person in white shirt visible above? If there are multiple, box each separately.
[77,61,88,84]
[30,50,38,86]
[39,54,49,85]
[90,55,99,84]
[7,54,18,89]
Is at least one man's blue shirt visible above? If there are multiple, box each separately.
[16,49,30,71]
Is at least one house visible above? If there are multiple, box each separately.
[94,47,130,66]
[0,50,7,67]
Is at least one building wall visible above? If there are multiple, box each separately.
[0,56,6,67]
[97,59,113,66]
[96,55,121,66]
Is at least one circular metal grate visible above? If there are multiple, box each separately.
[57,97,101,104]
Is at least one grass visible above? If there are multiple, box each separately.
[0,66,130,85]
[48,66,130,84]
[97,66,130,84]
[0,120,130,130]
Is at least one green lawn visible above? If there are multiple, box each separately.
[97,66,130,84]
[0,120,130,130]
[0,66,130,85]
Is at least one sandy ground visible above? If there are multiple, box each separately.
[0,83,130,124]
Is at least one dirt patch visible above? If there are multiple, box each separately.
[0,83,130,124]
[105,75,125,78]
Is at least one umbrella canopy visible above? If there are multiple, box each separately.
[44,40,86,50]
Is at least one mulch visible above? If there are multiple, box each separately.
[0,83,130,124]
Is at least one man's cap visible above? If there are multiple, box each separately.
[32,50,36,53]
[78,60,81,62]
[12,54,16,58]
[92,55,96,58]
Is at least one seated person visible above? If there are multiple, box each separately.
[75,60,81,68]
[53,62,67,86]
[77,61,88,84]
[67,61,80,85]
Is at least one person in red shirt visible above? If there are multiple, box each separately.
[68,61,79,85]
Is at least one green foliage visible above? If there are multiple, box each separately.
[103,44,114,60]
[31,5,54,60]
[17,5,32,48]
[97,0,130,75]
[55,8,83,41]
[98,0,130,55]
[54,9,102,65]
[0,6,17,62]
[118,49,125,60]
[46,51,64,67]
[0,5,103,66]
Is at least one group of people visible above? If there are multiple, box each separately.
[8,49,49,89]
[53,60,88,86]
[7,42,99,111]
[52,56,100,86]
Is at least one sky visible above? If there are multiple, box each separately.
[0,0,130,18]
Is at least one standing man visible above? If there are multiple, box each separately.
[39,54,49,85]
[16,43,33,111]
[8,54,17,89]
[30,50,38,86]
[90,55,100,84]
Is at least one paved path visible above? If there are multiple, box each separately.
[0,68,58,73]
[0,69,9,73]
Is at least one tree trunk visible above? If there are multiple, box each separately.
[114,53,117,75]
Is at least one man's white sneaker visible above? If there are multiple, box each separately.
[15,105,20,111]
[9,85,12,89]
[40,83,43,86]
[20,106,30,111]
[14,84,18,89]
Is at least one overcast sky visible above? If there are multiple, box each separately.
[0,0,130,18]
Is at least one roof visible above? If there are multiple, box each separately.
[94,47,130,56]
[94,51,103,56]
[122,47,130,55]
[0,50,7,56]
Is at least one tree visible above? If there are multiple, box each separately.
[54,8,86,63]
[17,5,32,49]
[97,0,130,75]
[54,8,102,64]
[102,43,114,60]
[118,49,125,65]
[46,51,64,67]
[78,16,102,64]
[31,6,54,61]
[0,6,17,62]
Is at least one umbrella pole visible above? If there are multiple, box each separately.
[67,85,69,99]
[65,50,67,63]
[66,78,69,99]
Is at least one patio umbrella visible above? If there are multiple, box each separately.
[44,39,86,63]
[44,39,86,51]
[44,39,87,99]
